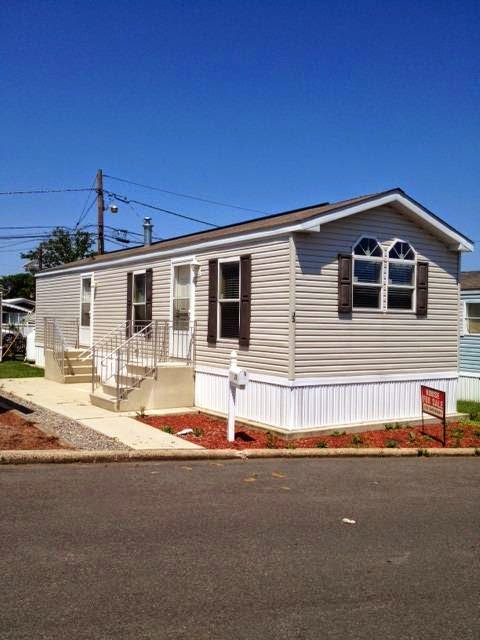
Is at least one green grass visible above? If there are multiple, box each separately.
[457,400,480,423]
[0,360,44,378]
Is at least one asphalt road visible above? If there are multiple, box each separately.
[1,458,479,640]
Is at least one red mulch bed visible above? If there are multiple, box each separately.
[0,410,67,450]
[137,413,480,449]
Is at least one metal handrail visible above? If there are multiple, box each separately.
[44,318,67,375]
[78,320,129,361]
[92,319,196,408]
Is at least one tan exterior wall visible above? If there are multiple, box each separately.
[293,205,460,377]
[36,236,291,377]
[194,237,291,375]
[35,273,81,347]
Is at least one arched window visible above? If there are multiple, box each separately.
[387,240,416,310]
[352,237,383,309]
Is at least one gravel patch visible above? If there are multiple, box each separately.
[0,389,129,451]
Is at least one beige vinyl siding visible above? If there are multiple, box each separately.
[91,260,171,341]
[35,272,82,346]
[35,237,291,377]
[194,237,291,376]
[294,205,459,377]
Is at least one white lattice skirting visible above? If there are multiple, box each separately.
[195,367,459,431]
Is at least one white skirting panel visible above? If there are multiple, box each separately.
[195,367,458,431]
[195,369,291,428]
[34,346,45,367]
[458,374,480,402]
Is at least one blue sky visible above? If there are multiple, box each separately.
[1,0,479,273]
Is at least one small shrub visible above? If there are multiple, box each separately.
[351,434,363,446]
[417,448,430,457]
[450,428,464,440]
[408,431,417,444]
[316,440,328,448]
[136,406,146,418]
[332,430,346,437]
[384,423,395,431]
[192,427,204,437]
[385,439,399,448]
[161,426,174,434]
[286,441,297,450]
[423,434,434,442]
[265,431,278,449]
[474,430,480,439]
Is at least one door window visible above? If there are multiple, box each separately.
[173,265,191,330]
[81,277,92,327]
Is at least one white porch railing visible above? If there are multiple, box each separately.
[44,318,67,374]
[92,320,196,409]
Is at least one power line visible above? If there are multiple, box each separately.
[104,173,267,215]
[0,187,94,196]
[106,191,219,228]
[75,176,97,228]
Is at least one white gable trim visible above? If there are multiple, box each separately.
[299,193,473,251]
[37,192,473,278]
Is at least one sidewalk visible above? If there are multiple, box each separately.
[0,378,201,450]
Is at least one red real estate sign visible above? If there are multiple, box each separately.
[420,385,447,446]
[420,386,446,420]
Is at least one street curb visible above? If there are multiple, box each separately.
[0,447,479,465]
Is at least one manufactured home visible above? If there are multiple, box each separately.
[35,188,473,432]
[458,272,480,402]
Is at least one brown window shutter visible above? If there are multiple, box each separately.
[239,254,251,348]
[338,254,353,314]
[416,261,429,316]
[126,272,133,338]
[207,259,218,344]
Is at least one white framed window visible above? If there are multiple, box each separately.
[132,271,146,328]
[80,276,92,328]
[218,258,240,339]
[387,240,416,311]
[465,303,480,334]
[352,237,384,310]
[172,264,191,330]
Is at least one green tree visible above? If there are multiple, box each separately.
[0,273,35,299]
[21,227,95,272]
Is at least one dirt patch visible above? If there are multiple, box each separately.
[137,413,480,450]
[0,409,68,450]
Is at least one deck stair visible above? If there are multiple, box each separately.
[89,320,195,412]
[62,350,96,383]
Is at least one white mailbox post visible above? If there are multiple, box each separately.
[227,350,249,442]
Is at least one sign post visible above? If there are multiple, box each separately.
[227,350,249,442]
[420,385,447,446]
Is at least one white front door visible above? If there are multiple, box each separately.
[171,264,193,359]
[79,276,93,346]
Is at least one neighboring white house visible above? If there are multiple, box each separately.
[1,298,35,329]
[34,188,473,431]
[458,272,480,402]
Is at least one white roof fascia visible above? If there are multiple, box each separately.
[36,192,473,278]
[298,193,474,252]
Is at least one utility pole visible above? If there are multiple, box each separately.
[96,168,105,254]
[38,243,43,271]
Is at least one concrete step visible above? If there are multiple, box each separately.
[64,358,93,367]
[126,363,152,376]
[90,390,128,412]
[63,364,93,375]
[102,377,138,396]
[63,374,95,384]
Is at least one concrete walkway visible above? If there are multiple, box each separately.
[0,378,201,450]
